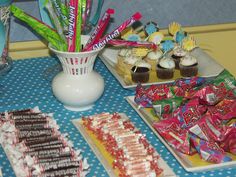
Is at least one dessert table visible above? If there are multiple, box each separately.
[0,56,236,177]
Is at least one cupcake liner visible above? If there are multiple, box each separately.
[179,64,198,77]
[156,65,174,79]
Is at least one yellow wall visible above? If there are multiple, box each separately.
[9,23,236,76]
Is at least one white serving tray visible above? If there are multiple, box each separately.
[126,96,236,172]
[72,113,176,177]
[99,47,224,89]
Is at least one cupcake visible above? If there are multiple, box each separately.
[156,57,175,79]
[171,46,187,69]
[123,55,142,76]
[144,49,163,70]
[116,48,132,74]
[179,54,198,77]
[131,61,151,83]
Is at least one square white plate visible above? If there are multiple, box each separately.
[126,96,236,172]
[72,113,176,177]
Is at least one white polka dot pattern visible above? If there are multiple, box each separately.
[0,57,236,177]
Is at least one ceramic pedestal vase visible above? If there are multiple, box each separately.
[50,36,104,111]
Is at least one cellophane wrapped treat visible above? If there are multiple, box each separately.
[0,107,89,177]
[135,70,236,163]
[82,112,164,176]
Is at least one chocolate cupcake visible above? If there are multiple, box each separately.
[171,46,187,69]
[179,54,198,77]
[144,49,163,70]
[131,61,151,83]
[124,55,142,76]
[156,57,175,79]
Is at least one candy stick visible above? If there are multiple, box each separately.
[84,12,142,51]
[50,0,69,33]
[67,0,79,52]
[84,8,115,49]
[10,5,67,51]
[44,0,66,41]
[107,39,157,50]
[81,0,87,31]
[85,0,92,20]
[75,0,82,52]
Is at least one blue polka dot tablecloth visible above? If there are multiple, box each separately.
[0,56,236,177]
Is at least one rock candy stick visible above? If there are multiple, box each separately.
[84,12,142,51]
[107,39,157,50]
[10,5,67,51]
[84,8,115,49]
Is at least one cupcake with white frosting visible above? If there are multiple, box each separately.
[123,55,142,76]
[116,48,132,74]
[131,60,151,83]
[144,49,163,70]
[156,57,175,79]
[171,46,187,69]
[179,54,198,77]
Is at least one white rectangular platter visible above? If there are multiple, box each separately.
[72,113,176,177]
[126,96,236,172]
[99,47,224,89]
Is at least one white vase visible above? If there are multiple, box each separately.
[49,36,104,111]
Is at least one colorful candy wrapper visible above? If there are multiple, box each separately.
[208,99,236,121]
[219,129,236,154]
[50,0,69,33]
[81,0,87,31]
[188,113,224,142]
[67,0,82,52]
[152,97,183,117]
[134,83,176,108]
[85,12,142,51]
[107,39,157,50]
[153,119,193,155]
[188,84,233,105]
[210,70,236,89]
[174,77,206,92]
[44,0,66,41]
[190,133,232,163]
[171,98,207,129]
[76,0,82,52]
[10,5,67,51]
[84,8,115,49]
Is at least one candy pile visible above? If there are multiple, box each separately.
[134,70,236,163]
[0,108,89,177]
[82,112,163,176]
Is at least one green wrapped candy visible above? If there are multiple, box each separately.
[10,5,67,51]
[152,97,183,116]
[211,69,236,90]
